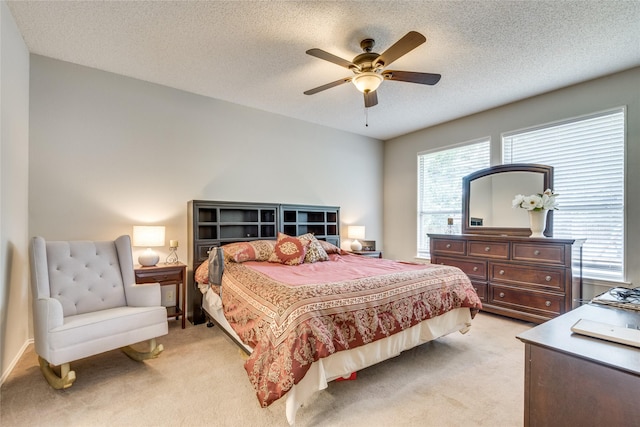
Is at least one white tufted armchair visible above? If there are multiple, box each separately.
[29,235,168,389]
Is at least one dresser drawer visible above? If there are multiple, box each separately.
[471,281,487,302]
[431,239,466,256]
[433,256,487,280]
[468,241,510,259]
[512,243,566,266]
[490,285,564,316]
[135,269,183,284]
[489,262,565,291]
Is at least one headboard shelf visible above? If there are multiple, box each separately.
[187,200,340,324]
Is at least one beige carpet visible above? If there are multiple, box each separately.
[1,312,532,427]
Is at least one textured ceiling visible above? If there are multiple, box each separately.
[7,1,640,140]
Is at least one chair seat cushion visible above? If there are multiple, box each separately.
[47,306,168,365]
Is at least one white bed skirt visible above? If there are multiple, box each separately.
[202,287,473,426]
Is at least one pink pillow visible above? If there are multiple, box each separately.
[318,239,344,254]
[268,233,309,265]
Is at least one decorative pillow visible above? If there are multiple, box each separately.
[223,240,276,263]
[268,233,309,266]
[298,233,329,263]
[194,260,209,284]
[318,239,344,254]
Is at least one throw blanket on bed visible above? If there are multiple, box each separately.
[220,253,482,407]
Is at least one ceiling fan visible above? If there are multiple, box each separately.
[304,31,441,108]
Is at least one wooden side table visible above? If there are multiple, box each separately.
[134,262,187,329]
[517,304,640,426]
[349,250,382,258]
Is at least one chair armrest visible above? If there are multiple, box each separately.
[33,298,64,363]
[33,297,64,342]
[124,282,161,307]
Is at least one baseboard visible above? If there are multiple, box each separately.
[1,338,33,386]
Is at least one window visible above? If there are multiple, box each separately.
[503,108,625,282]
[417,139,490,258]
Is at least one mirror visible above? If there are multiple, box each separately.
[461,164,554,236]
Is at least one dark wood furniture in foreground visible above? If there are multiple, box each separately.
[135,263,187,329]
[429,233,584,324]
[187,200,341,324]
[517,304,640,426]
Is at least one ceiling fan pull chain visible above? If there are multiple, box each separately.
[365,108,369,127]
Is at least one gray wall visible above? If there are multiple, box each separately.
[0,1,30,382]
[27,54,385,329]
[384,67,640,298]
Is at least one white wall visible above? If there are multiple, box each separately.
[28,54,384,320]
[0,1,30,383]
[384,67,640,297]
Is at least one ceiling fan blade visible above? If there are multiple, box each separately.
[306,48,356,69]
[384,71,441,85]
[304,77,352,95]
[364,90,378,108]
[374,31,426,68]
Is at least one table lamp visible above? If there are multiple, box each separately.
[133,225,165,266]
[348,225,365,251]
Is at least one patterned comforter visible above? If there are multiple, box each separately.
[220,253,482,407]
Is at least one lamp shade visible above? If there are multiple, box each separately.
[132,226,166,247]
[132,226,165,267]
[348,226,366,240]
[352,72,383,93]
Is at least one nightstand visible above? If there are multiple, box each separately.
[134,262,187,328]
[349,250,382,258]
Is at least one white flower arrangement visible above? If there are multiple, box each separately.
[512,189,559,211]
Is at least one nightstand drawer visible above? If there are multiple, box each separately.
[135,269,182,284]
[468,241,509,259]
[350,250,382,258]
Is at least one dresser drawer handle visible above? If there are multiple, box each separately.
[484,246,491,252]
[473,266,478,271]
[534,250,540,255]
[545,275,552,282]
[499,292,505,298]
[499,270,505,275]
[545,301,551,307]
[446,243,451,249]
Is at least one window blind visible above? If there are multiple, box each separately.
[503,108,625,281]
[417,139,490,258]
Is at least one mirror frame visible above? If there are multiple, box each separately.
[461,163,554,236]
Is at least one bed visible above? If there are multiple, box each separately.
[193,232,482,425]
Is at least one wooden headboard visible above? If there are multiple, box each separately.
[186,200,340,324]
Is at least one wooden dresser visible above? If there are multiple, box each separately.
[517,304,640,426]
[428,233,584,323]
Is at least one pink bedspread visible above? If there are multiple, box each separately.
[220,253,482,407]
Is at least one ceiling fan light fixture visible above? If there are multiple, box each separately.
[352,72,383,93]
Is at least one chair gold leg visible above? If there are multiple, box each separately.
[38,356,76,389]
[121,338,164,362]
